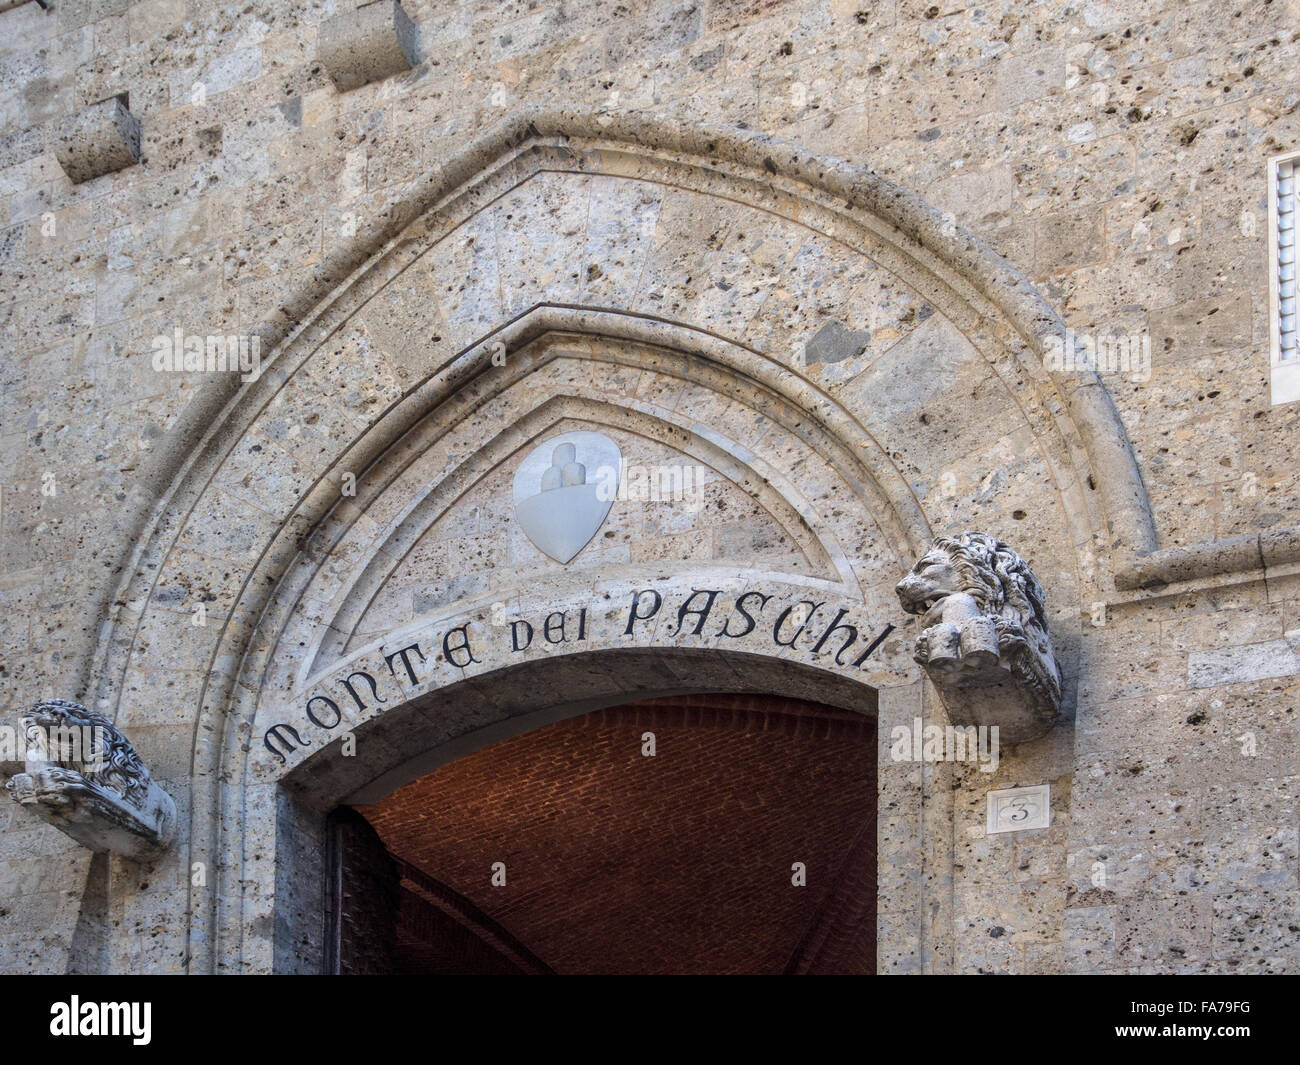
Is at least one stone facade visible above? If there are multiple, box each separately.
[0,0,1296,973]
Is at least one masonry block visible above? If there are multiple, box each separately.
[319,1,419,92]
[50,94,141,184]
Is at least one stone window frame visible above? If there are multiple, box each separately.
[1268,149,1300,404]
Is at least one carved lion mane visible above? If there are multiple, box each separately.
[924,532,1051,658]
[22,698,151,808]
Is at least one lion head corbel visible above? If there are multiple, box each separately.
[4,699,176,860]
[896,532,1061,743]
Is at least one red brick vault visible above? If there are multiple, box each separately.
[351,694,878,975]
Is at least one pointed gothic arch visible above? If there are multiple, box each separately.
[75,107,1147,972]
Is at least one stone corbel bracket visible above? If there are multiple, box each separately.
[4,700,175,861]
[897,532,1062,744]
[320,0,420,92]
[50,94,141,184]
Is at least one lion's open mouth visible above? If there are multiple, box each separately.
[898,590,947,615]
[908,595,946,616]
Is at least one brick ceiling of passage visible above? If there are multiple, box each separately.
[355,692,877,975]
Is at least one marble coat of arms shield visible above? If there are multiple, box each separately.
[513,431,622,563]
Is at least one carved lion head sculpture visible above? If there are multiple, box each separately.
[19,698,151,807]
[896,531,1054,664]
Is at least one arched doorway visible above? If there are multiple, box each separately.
[78,109,1112,973]
[270,646,900,974]
[329,692,877,975]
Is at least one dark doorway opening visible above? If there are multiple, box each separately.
[326,692,877,974]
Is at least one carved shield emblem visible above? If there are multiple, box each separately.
[513,432,621,563]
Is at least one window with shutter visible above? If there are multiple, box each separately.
[1269,151,1300,403]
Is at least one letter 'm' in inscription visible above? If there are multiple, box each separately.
[264,723,310,765]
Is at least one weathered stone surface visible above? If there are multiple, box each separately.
[1188,637,1300,689]
[0,0,1298,977]
[803,320,871,367]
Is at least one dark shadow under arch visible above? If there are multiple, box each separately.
[334,690,878,975]
[273,647,879,973]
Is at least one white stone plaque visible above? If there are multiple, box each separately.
[985,784,1050,834]
[513,431,621,564]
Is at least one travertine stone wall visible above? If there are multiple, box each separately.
[0,0,1297,974]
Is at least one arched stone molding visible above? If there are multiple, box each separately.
[79,108,1125,972]
[286,318,936,677]
[84,108,1156,704]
